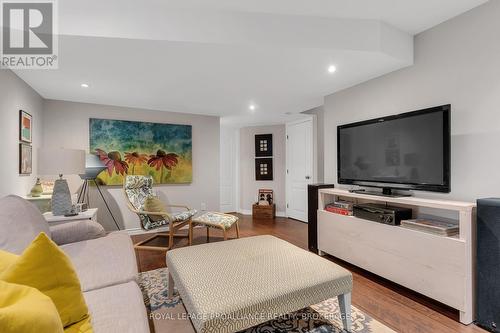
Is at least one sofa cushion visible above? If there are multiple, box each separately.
[50,220,106,246]
[61,232,138,292]
[83,281,149,333]
[64,316,93,333]
[0,195,50,254]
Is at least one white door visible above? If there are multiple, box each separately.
[286,118,314,222]
[220,126,238,212]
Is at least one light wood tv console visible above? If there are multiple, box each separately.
[317,188,476,324]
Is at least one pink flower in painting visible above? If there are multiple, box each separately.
[148,150,179,171]
[95,149,129,176]
[124,152,148,166]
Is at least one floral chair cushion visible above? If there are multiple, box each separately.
[172,210,198,223]
[192,212,238,230]
[124,175,197,231]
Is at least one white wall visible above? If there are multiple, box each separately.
[0,70,44,198]
[323,0,500,202]
[42,99,220,231]
[239,125,286,214]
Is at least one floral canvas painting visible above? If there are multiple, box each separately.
[89,118,192,185]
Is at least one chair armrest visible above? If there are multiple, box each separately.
[49,220,106,245]
[164,204,191,211]
[128,206,191,218]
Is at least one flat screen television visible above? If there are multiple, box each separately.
[337,105,450,195]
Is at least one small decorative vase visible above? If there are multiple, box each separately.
[30,178,43,197]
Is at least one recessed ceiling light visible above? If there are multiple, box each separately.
[80,83,89,88]
[327,65,337,73]
[249,104,256,111]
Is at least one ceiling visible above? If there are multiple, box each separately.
[13,0,488,126]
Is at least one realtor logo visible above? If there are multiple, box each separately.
[1,0,58,69]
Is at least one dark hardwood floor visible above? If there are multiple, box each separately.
[131,214,486,333]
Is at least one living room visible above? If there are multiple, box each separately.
[1,1,499,332]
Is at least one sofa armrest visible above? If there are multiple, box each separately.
[50,220,106,245]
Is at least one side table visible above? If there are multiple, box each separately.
[43,208,98,226]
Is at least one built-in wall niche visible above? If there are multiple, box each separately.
[254,134,273,180]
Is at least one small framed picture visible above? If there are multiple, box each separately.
[19,143,32,175]
[255,158,273,180]
[255,134,273,157]
[258,189,274,205]
[19,110,32,143]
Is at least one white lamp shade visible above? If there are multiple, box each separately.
[38,148,86,176]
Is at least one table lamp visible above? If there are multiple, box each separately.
[38,148,85,216]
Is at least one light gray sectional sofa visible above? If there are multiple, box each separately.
[0,195,150,333]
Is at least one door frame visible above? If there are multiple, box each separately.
[285,115,317,221]
[220,125,240,213]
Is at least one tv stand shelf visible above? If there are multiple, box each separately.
[317,188,476,325]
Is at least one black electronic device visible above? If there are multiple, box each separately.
[307,183,335,253]
[353,203,412,226]
[337,105,451,195]
[476,198,500,332]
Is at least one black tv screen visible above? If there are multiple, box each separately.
[337,105,450,193]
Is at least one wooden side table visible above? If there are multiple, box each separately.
[252,204,276,219]
[43,208,98,226]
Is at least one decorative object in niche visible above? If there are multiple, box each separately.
[258,189,273,205]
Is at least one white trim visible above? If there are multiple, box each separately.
[235,128,241,214]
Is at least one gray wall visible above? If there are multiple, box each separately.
[42,100,220,231]
[0,70,44,198]
[239,125,286,214]
[323,0,500,202]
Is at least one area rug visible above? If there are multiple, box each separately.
[138,268,395,333]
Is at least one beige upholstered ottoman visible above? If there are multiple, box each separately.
[166,235,353,333]
[190,212,240,242]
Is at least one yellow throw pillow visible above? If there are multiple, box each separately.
[0,233,90,328]
[144,196,168,222]
[0,280,64,333]
[0,250,18,273]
